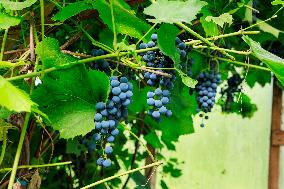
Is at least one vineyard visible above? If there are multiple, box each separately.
[0,0,284,188]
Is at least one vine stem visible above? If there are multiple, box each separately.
[81,161,163,189]
[39,0,45,40]
[193,45,252,55]
[176,22,235,60]
[7,112,31,189]
[135,23,158,46]
[6,30,263,82]
[194,49,270,72]
[0,129,7,166]
[110,0,117,50]
[120,123,155,162]
[0,28,9,61]
[0,161,72,173]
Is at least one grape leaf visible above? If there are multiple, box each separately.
[0,76,37,112]
[144,131,163,149]
[0,13,21,29]
[157,24,197,88]
[243,36,284,85]
[205,13,233,28]
[143,0,207,24]
[33,38,109,139]
[92,0,151,39]
[272,0,284,5]
[157,24,180,66]
[0,107,12,119]
[200,8,219,36]
[246,70,272,88]
[0,0,37,10]
[128,82,151,114]
[52,1,93,21]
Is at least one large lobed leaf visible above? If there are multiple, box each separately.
[243,36,284,85]
[0,76,37,112]
[143,0,207,24]
[33,38,110,139]
[92,0,151,39]
[52,1,93,21]
[0,13,21,29]
[0,0,37,10]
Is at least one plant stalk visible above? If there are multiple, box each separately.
[7,112,31,189]
[81,161,163,189]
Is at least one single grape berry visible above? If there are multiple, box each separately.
[103,159,112,167]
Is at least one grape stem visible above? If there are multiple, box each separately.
[81,161,163,189]
[0,161,72,173]
[176,22,235,60]
[5,30,263,82]
[195,49,270,72]
[0,29,9,61]
[120,123,155,163]
[193,45,252,55]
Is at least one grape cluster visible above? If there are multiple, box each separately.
[179,58,195,77]
[93,76,133,167]
[195,71,222,127]
[140,34,187,89]
[221,73,243,111]
[147,88,172,122]
[90,49,112,73]
[139,34,189,121]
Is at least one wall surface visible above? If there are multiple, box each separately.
[157,83,273,189]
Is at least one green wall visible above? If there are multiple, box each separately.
[158,83,273,189]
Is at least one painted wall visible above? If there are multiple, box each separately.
[158,83,273,189]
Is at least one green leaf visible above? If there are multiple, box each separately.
[0,107,12,119]
[160,180,170,189]
[243,36,284,85]
[0,13,21,29]
[92,0,151,39]
[246,70,271,88]
[1,0,37,10]
[157,24,197,88]
[157,24,180,66]
[143,0,207,24]
[272,0,284,6]
[177,69,198,88]
[205,13,233,28]
[52,1,93,21]
[144,131,163,149]
[200,9,219,36]
[219,94,257,118]
[128,83,151,113]
[0,76,37,112]
[33,38,110,139]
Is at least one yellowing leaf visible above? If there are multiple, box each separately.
[205,13,233,28]
[0,76,37,112]
[0,13,21,29]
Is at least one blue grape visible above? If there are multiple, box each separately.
[104,146,112,154]
[97,158,104,165]
[103,159,112,167]
[95,113,102,121]
[151,34,158,41]
[111,129,119,136]
[107,136,115,142]
[112,87,121,95]
[139,43,147,49]
[152,111,160,119]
